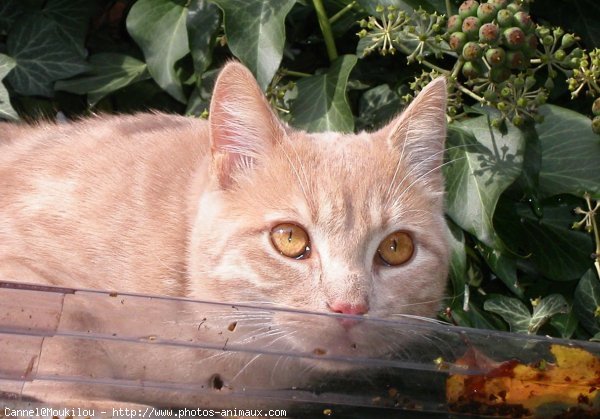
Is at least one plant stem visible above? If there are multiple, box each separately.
[420,59,451,75]
[329,1,356,24]
[456,83,485,102]
[445,0,453,16]
[282,69,312,78]
[590,199,600,279]
[313,0,338,62]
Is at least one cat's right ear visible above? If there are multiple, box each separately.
[209,62,285,188]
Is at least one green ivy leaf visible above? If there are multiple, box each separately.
[574,270,600,336]
[290,54,358,133]
[187,0,220,79]
[447,219,467,301]
[212,0,296,91]
[0,0,25,33]
[444,119,525,248]
[530,294,569,334]
[494,196,594,281]
[55,54,149,106]
[477,243,524,298]
[549,311,578,339]
[0,54,18,120]
[537,105,600,199]
[127,0,190,103]
[484,295,531,334]
[6,14,89,97]
[356,84,401,131]
[42,0,96,55]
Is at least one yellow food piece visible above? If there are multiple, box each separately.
[447,344,600,414]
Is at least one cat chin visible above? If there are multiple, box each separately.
[268,312,413,372]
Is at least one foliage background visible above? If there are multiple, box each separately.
[1,0,599,340]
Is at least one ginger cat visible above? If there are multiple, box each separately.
[0,63,449,389]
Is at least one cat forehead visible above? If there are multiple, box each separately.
[288,130,391,167]
[274,130,420,226]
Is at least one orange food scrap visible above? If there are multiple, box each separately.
[447,344,600,416]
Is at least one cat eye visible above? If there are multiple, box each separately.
[376,231,414,266]
[270,223,311,259]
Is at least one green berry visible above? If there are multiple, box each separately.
[537,27,550,38]
[500,85,512,97]
[534,91,547,105]
[449,32,468,51]
[570,48,584,58]
[506,3,522,14]
[477,3,497,23]
[485,47,506,66]
[479,22,500,43]
[513,76,525,89]
[593,98,600,116]
[512,114,524,126]
[593,116,600,135]
[496,9,513,27]
[523,34,538,56]
[462,60,483,78]
[542,34,554,47]
[487,0,508,8]
[553,27,564,38]
[490,66,511,82]
[447,15,463,33]
[503,27,526,50]
[516,97,527,107]
[544,77,554,90]
[462,41,483,60]
[462,16,482,40]
[554,49,566,61]
[459,0,480,18]
[484,90,498,101]
[561,34,576,49]
[525,76,536,89]
[513,11,533,32]
[497,101,508,111]
[506,50,526,69]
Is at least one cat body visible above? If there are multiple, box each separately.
[0,112,206,295]
[0,63,449,404]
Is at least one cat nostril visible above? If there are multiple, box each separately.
[328,301,369,315]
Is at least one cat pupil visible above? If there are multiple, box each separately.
[287,231,293,242]
[391,239,398,252]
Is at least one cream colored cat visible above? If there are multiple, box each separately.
[0,62,448,404]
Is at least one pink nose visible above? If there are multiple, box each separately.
[328,301,369,315]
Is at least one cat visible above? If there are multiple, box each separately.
[0,62,449,406]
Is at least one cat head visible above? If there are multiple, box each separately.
[187,62,449,361]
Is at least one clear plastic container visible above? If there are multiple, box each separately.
[1,281,599,418]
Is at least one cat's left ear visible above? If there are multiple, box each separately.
[378,77,447,191]
[209,62,286,188]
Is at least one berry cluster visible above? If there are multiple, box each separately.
[567,48,600,134]
[448,0,536,82]
[356,0,600,134]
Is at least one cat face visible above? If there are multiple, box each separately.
[187,63,449,361]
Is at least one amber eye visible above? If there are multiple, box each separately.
[377,231,414,266]
[270,223,310,259]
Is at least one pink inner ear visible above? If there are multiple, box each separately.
[376,77,447,191]
[208,62,284,187]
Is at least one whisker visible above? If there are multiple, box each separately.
[391,156,467,210]
[231,353,262,382]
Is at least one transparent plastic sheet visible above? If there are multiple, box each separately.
[1,282,600,418]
